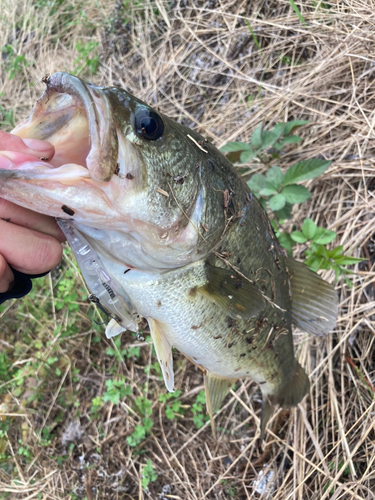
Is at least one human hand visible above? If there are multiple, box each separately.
[0,131,65,294]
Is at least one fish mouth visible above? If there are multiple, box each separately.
[11,72,119,184]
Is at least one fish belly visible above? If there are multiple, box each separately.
[104,257,283,395]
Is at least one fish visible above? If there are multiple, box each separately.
[0,72,337,438]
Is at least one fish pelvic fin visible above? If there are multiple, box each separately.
[148,318,174,392]
[261,361,310,439]
[204,373,237,440]
[198,264,266,320]
[286,256,338,336]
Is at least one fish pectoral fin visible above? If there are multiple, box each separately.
[149,318,174,393]
[105,319,127,339]
[261,361,310,439]
[286,256,338,336]
[198,264,266,320]
[204,372,237,439]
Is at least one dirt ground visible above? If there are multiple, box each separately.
[0,1,374,499]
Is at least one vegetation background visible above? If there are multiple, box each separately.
[0,0,374,498]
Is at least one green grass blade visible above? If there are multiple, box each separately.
[288,0,306,25]
[244,19,262,51]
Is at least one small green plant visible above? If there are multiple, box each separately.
[289,219,363,283]
[2,45,30,79]
[73,41,100,76]
[191,390,209,429]
[102,379,131,405]
[141,459,158,489]
[17,440,33,462]
[126,396,154,447]
[106,337,127,362]
[91,395,104,416]
[106,336,141,363]
[221,120,309,164]
[55,267,83,312]
[159,389,185,420]
[222,121,364,282]
[0,101,15,130]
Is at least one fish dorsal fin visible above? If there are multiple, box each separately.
[261,361,310,439]
[286,257,338,336]
[204,372,237,439]
[198,264,266,320]
[148,319,174,392]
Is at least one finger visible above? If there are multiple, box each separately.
[0,254,15,293]
[0,151,54,169]
[0,199,65,242]
[0,131,55,160]
[0,219,63,274]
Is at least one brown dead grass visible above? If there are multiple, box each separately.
[0,0,374,498]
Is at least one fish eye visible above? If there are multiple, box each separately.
[135,108,164,140]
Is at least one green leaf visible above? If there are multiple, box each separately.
[283,159,331,185]
[274,201,293,220]
[291,231,307,243]
[279,135,302,145]
[281,184,311,204]
[266,166,284,189]
[313,244,329,258]
[259,181,278,196]
[278,232,295,255]
[319,259,332,271]
[305,255,321,272]
[259,198,267,210]
[333,255,365,265]
[251,123,263,149]
[247,174,265,192]
[269,193,286,211]
[270,123,287,140]
[259,130,278,150]
[283,120,309,135]
[312,228,336,245]
[327,245,344,258]
[273,142,284,151]
[220,141,252,153]
[239,148,257,163]
[302,218,317,239]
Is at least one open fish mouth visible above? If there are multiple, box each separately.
[9,72,119,184]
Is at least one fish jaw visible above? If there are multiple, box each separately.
[0,72,124,222]
[12,72,119,182]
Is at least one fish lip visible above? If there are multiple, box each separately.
[43,72,118,183]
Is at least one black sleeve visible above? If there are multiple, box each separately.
[0,267,50,305]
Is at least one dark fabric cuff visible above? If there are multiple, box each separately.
[0,267,50,305]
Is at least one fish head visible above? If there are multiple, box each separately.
[0,72,235,270]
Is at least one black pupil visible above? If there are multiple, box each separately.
[135,108,164,140]
[141,117,157,135]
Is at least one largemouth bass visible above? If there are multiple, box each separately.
[0,73,337,437]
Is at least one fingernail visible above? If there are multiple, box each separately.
[23,138,52,152]
[0,154,14,169]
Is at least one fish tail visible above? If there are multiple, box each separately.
[260,361,310,439]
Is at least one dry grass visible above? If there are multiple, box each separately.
[0,0,374,498]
